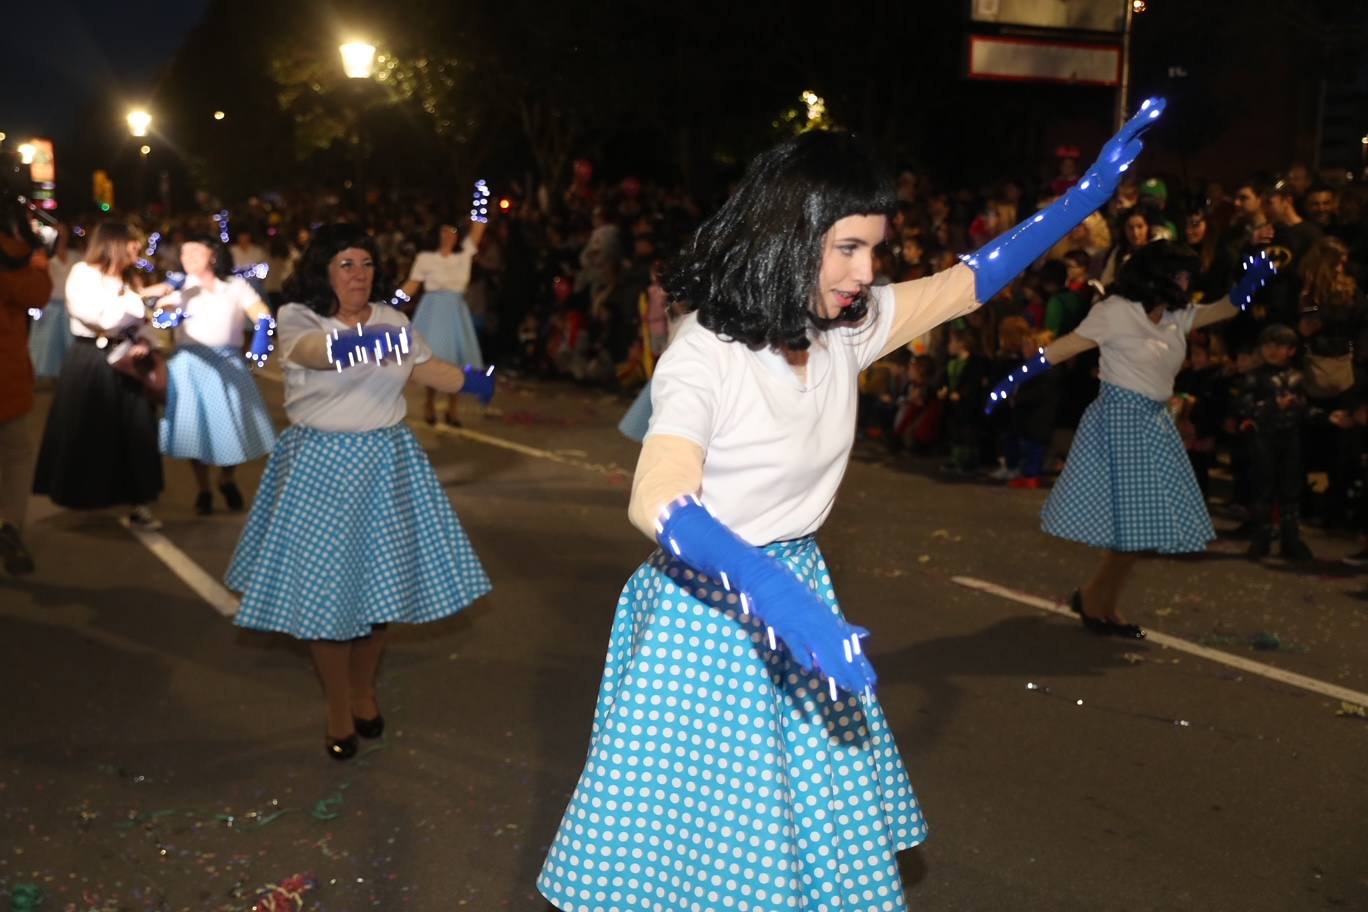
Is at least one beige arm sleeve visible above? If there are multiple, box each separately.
[409,358,467,393]
[1043,331,1097,365]
[285,330,334,370]
[1191,297,1238,330]
[627,434,705,541]
[876,263,981,361]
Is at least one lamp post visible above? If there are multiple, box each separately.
[126,109,152,212]
[338,41,376,224]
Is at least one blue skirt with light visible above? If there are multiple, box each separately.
[226,423,491,640]
[160,345,276,466]
[28,298,72,379]
[1042,382,1214,553]
[412,290,483,369]
[538,537,924,912]
[617,380,653,443]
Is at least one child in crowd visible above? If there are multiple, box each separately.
[939,327,989,473]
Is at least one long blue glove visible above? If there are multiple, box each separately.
[246,316,276,367]
[1230,251,1276,311]
[460,365,497,405]
[326,323,412,370]
[470,179,491,224]
[656,496,877,698]
[151,306,189,330]
[964,97,1167,302]
[985,349,1051,415]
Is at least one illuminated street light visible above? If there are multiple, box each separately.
[339,41,377,79]
[139,145,151,156]
[127,109,152,137]
[214,110,226,121]
[17,142,36,164]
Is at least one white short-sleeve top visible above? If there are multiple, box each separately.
[172,275,262,348]
[64,261,146,338]
[276,302,432,432]
[1075,294,1199,401]
[645,269,977,546]
[408,237,477,293]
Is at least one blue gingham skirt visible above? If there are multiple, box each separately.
[412,290,483,369]
[617,379,653,443]
[159,345,276,465]
[538,538,924,912]
[28,298,72,379]
[1041,382,1214,553]
[226,422,490,640]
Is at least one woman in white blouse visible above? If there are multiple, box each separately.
[32,222,173,530]
[401,220,487,426]
[226,224,493,761]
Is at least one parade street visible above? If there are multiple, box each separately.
[3,374,1365,912]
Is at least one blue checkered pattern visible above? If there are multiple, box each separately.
[28,298,72,379]
[538,538,924,912]
[1042,382,1214,553]
[160,345,276,466]
[411,290,483,368]
[226,423,491,640]
[616,379,652,442]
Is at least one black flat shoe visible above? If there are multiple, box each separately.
[327,734,358,761]
[1069,590,1111,636]
[218,482,244,512]
[1106,622,1147,640]
[354,714,385,739]
[194,491,213,516]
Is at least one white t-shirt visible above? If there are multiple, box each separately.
[172,275,263,348]
[64,261,146,338]
[645,282,904,546]
[408,238,477,293]
[277,302,432,432]
[1075,294,1199,401]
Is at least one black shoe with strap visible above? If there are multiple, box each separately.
[218,482,245,512]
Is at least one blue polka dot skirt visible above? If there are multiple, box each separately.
[412,290,484,369]
[1041,382,1214,553]
[226,422,490,640]
[538,538,925,912]
[28,298,72,379]
[617,380,653,443]
[159,345,276,466]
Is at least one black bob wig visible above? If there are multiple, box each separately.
[1112,239,1202,312]
[663,130,896,352]
[284,223,380,318]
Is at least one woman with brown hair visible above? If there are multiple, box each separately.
[32,221,173,529]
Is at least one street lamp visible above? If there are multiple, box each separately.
[126,109,152,138]
[17,142,36,165]
[338,40,377,223]
[339,41,376,79]
[127,110,153,211]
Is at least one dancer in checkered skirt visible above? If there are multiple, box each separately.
[987,241,1276,639]
[540,103,1168,912]
[225,224,496,761]
[151,234,276,516]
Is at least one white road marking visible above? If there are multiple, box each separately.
[123,526,240,617]
[952,575,1368,707]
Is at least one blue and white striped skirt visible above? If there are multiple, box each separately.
[1041,382,1214,553]
[538,538,924,912]
[226,423,491,640]
[28,298,72,379]
[160,345,276,466]
[616,379,653,443]
[412,290,483,369]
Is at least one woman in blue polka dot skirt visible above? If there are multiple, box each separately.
[152,234,276,516]
[539,113,1164,910]
[225,224,494,761]
[991,241,1275,639]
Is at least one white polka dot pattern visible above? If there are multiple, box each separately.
[1041,382,1215,553]
[227,422,491,639]
[538,538,924,912]
[159,344,276,466]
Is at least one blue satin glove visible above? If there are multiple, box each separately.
[984,349,1052,415]
[151,307,189,330]
[656,496,877,697]
[1230,251,1276,311]
[964,97,1167,302]
[326,323,412,370]
[246,316,276,367]
[460,365,497,405]
[470,180,491,224]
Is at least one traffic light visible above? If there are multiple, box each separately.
[92,170,114,212]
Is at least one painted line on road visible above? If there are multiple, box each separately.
[124,526,240,617]
[952,575,1368,707]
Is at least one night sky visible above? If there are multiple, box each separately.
[1,0,210,141]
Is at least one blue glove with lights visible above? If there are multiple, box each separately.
[470,180,491,224]
[985,349,1052,415]
[325,323,412,370]
[151,306,189,330]
[246,316,276,367]
[460,365,497,405]
[1230,251,1276,312]
[963,97,1167,302]
[656,496,877,698]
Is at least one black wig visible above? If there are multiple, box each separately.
[181,233,234,280]
[1112,239,1201,312]
[283,223,379,317]
[664,130,895,351]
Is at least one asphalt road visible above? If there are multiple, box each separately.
[2,373,1365,912]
